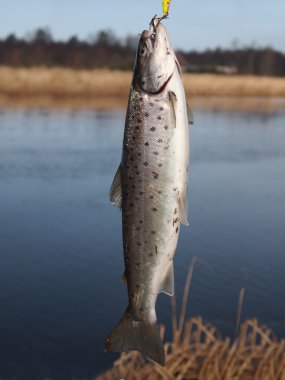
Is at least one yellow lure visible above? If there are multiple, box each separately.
[162,0,171,15]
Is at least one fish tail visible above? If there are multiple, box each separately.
[104,308,165,366]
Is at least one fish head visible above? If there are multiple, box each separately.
[134,17,176,94]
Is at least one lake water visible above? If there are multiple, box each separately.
[0,106,285,379]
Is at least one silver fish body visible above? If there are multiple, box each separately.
[105,17,191,366]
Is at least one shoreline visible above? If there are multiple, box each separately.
[1,67,285,111]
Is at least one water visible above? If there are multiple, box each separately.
[0,106,285,379]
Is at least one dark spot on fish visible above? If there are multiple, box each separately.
[150,102,154,106]
[157,116,162,120]
[140,220,143,224]
[140,191,144,195]
[138,179,142,183]
[152,172,158,179]
[174,208,178,214]
[155,245,158,254]
[151,231,156,235]
[164,125,168,130]
[158,163,162,167]
[131,115,135,120]
[153,151,158,156]
[158,138,163,143]
[140,307,143,311]
[176,227,179,233]
[136,284,140,289]
[139,97,143,101]
[173,217,179,226]
[135,197,139,201]
[149,195,154,199]
[158,190,162,194]
[143,162,148,166]
[137,119,142,123]
[150,127,156,132]
[160,107,164,111]
[145,112,149,117]
[131,185,135,189]
[135,126,139,130]
[129,175,133,180]
[152,207,157,212]
[136,262,140,267]
[136,171,140,175]
[130,202,134,207]
[131,294,135,298]
[136,227,140,231]
[137,242,142,246]
[173,187,178,191]
[138,152,142,156]
[145,142,149,146]
[130,157,133,162]
[149,253,153,257]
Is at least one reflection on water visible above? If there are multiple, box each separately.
[0,107,285,379]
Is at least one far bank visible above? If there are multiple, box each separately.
[0,67,285,111]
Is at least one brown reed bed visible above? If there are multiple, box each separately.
[1,67,285,112]
[96,259,285,380]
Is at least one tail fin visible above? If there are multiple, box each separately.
[104,308,165,366]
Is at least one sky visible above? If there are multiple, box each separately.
[0,0,284,52]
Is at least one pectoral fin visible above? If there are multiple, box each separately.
[110,164,122,209]
[187,103,194,125]
[178,192,189,226]
[160,263,174,296]
[169,91,177,129]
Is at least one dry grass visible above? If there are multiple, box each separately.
[96,259,285,380]
[1,67,285,111]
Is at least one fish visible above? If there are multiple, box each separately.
[104,16,192,366]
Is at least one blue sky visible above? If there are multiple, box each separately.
[0,0,284,51]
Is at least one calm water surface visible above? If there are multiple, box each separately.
[0,106,285,379]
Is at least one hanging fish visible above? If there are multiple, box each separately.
[104,16,192,366]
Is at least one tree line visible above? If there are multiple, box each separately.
[0,28,284,76]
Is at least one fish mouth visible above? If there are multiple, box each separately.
[140,73,173,96]
[142,14,168,47]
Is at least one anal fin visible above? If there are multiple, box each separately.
[160,263,174,296]
[179,193,189,226]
